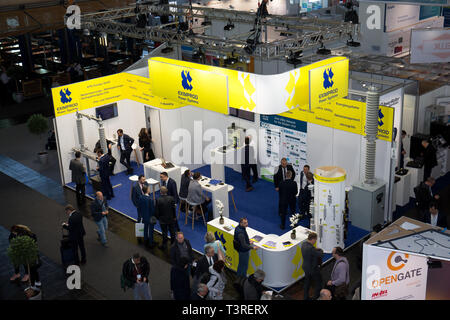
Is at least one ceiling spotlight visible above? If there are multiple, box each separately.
[161,47,173,54]
[316,42,331,55]
[244,44,255,55]
[224,20,234,31]
[346,34,360,47]
[286,51,302,67]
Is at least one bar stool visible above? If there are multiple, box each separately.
[129,175,139,199]
[177,195,187,220]
[228,185,237,212]
[146,178,159,203]
[185,199,206,230]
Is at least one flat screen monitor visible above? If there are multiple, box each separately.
[95,103,118,121]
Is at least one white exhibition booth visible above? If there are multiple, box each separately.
[362,216,450,300]
[52,53,403,289]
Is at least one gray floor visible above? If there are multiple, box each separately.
[0,120,61,183]
[0,172,173,300]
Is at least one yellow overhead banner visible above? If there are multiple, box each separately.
[52,73,124,117]
[309,58,349,109]
[281,98,394,142]
[148,59,229,114]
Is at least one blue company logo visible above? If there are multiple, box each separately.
[60,88,72,104]
[378,108,384,126]
[322,68,334,89]
[181,70,193,91]
[214,231,226,251]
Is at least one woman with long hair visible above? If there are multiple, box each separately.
[138,128,155,162]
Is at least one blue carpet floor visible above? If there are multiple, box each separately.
[67,163,370,262]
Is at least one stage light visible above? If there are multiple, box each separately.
[316,42,331,55]
[224,20,234,31]
[286,50,302,67]
[346,34,360,47]
[161,47,173,54]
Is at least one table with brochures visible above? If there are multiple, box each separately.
[207,216,312,288]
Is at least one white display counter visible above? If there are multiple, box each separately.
[198,175,230,219]
[207,216,312,288]
[395,171,411,207]
[210,145,243,183]
[407,165,424,198]
[143,158,181,193]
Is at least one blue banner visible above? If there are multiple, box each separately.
[260,114,307,133]
[365,0,449,5]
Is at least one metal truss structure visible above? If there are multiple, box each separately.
[81,3,357,60]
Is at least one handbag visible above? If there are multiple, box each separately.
[135,222,144,237]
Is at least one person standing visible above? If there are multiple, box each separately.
[207,260,227,300]
[278,170,298,230]
[204,231,226,261]
[301,232,323,300]
[422,139,437,181]
[69,151,86,205]
[192,246,218,293]
[121,253,152,300]
[300,172,314,228]
[96,149,114,200]
[160,172,180,231]
[326,247,350,300]
[62,204,86,265]
[138,128,155,162]
[155,186,177,250]
[317,289,332,300]
[94,139,116,175]
[399,130,407,170]
[241,136,258,192]
[90,191,109,247]
[138,186,156,248]
[170,257,191,300]
[179,169,192,214]
[415,177,439,219]
[423,201,448,228]
[274,158,296,191]
[132,175,148,223]
[233,218,258,280]
[117,129,134,175]
[298,165,313,215]
[170,232,194,272]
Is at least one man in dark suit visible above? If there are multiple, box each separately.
[241,136,258,192]
[170,231,194,270]
[138,186,156,248]
[192,245,218,293]
[415,177,439,218]
[63,204,86,265]
[160,171,181,231]
[94,139,116,175]
[132,175,148,223]
[299,172,315,228]
[69,151,86,205]
[298,165,313,214]
[423,201,447,228]
[190,283,209,300]
[422,139,437,181]
[278,170,298,230]
[160,172,179,203]
[117,129,134,175]
[301,232,323,300]
[155,186,177,250]
[97,149,114,200]
[274,158,296,191]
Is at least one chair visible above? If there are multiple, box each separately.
[228,185,237,212]
[146,178,160,203]
[185,199,206,230]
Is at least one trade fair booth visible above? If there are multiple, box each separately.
[52,54,398,291]
[362,216,450,300]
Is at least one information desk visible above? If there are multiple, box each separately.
[143,159,181,193]
[207,216,311,289]
[210,145,243,183]
[198,175,230,219]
